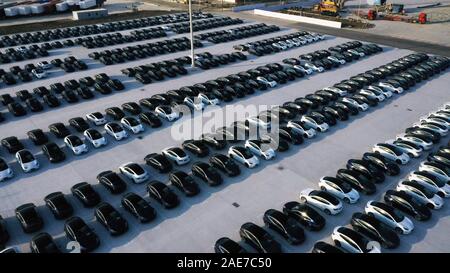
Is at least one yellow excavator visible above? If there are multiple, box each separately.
[313,0,347,16]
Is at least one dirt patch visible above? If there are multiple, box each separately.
[0,10,179,35]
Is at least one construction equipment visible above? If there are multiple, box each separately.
[359,9,427,24]
[313,0,347,16]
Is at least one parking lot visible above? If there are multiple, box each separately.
[0,12,449,253]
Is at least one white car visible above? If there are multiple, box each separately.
[358,89,385,102]
[397,180,443,209]
[64,135,88,155]
[299,188,343,215]
[279,41,291,48]
[372,143,410,164]
[311,32,325,40]
[419,116,449,128]
[32,68,47,79]
[246,116,271,129]
[318,176,360,204]
[348,49,364,57]
[365,201,414,235]
[37,61,52,70]
[293,64,313,75]
[323,86,347,96]
[83,129,107,148]
[198,93,220,105]
[121,117,144,134]
[183,96,205,111]
[16,149,39,173]
[340,97,369,111]
[413,122,448,136]
[396,134,433,150]
[300,115,329,132]
[244,140,275,160]
[408,171,450,197]
[119,162,149,184]
[429,111,450,122]
[327,55,345,65]
[331,226,381,253]
[419,161,450,182]
[292,37,307,45]
[368,85,392,98]
[162,147,190,165]
[17,46,27,53]
[303,62,324,73]
[256,76,277,88]
[307,34,320,41]
[228,146,259,168]
[377,82,404,94]
[86,112,107,126]
[286,120,316,138]
[285,39,298,47]
[0,158,14,182]
[385,139,422,158]
[155,105,180,122]
[104,122,128,141]
[273,42,287,51]
[303,35,315,43]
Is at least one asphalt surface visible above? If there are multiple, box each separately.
[0,13,449,253]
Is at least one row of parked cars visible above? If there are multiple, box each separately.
[0,39,414,251]
[312,103,450,253]
[0,12,213,48]
[79,27,167,49]
[212,52,449,253]
[170,16,243,34]
[0,56,87,88]
[90,37,203,66]
[0,40,70,64]
[92,42,383,129]
[194,23,280,44]
[0,45,48,65]
[0,73,124,122]
[0,44,372,251]
[282,41,382,74]
[16,42,383,167]
[234,31,325,56]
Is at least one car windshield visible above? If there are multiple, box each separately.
[235,147,253,159]
[316,192,339,205]
[416,184,436,198]
[92,112,103,119]
[88,130,102,140]
[21,152,35,163]
[384,144,403,156]
[110,123,123,132]
[21,208,36,219]
[48,144,60,153]
[0,160,7,171]
[171,148,186,157]
[70,137,83,146]
[223,159,235,168]
[126,118,140,126]
[300,122,314,130]
[129,164,145,175]
[160,106,172,114]
[310,115,325,124]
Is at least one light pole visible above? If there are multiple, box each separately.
[188,0,195,68]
